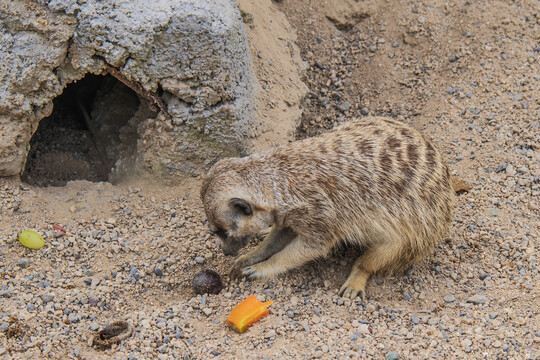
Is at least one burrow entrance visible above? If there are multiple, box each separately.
[22,74,155,187]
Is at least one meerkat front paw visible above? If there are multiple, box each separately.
[230,254,253,279]
[241,261,278,281]
[241,263,265,280]
[338,278,366,301]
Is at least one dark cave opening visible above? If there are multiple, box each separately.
[22,74,144,187]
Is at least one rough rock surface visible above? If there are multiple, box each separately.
[1,0,304,180]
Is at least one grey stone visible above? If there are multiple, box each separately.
[443,294,456,303]
[488,208,498,217]
[338,102,351,112]
[466,294,487,304]
[496,163,507,173]
[68,313,80,323]
[202,308,212,316]
[0,0,261,179]
[17,258,29,268]
[0,322,9,332]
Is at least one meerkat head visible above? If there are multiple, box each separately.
[201,162,274,256]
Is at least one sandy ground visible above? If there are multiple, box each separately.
[1,0,539,359]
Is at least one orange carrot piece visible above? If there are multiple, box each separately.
[226,295,274,333]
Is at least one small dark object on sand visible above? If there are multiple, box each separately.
[193,270,223,295]
[93,320,133,349]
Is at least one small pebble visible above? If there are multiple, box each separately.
[17,258,29,268]
[443,294,456,303]
[202,308,212,316]
[467,294,487,304]
[495,163,507,173]
[488,208,498,217]
[338,102,351,112]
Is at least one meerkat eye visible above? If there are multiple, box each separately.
[229,198,253,216]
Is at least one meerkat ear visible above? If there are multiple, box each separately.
[229,198,253,216]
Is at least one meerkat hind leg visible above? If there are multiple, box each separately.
[339,240,405,300]
[230,226,296,279]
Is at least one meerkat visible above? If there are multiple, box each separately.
[200,117,454,299]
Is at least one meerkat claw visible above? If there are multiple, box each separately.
[229,267,242,280]
[339,283,366,301]
[230,255,250,280]
[241,266,257,280]
[358,291,366,302]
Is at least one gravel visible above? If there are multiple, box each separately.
[1,0,539,359]
[443,294,456,303]
[16,258,29,268]
[466,294,487,305]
